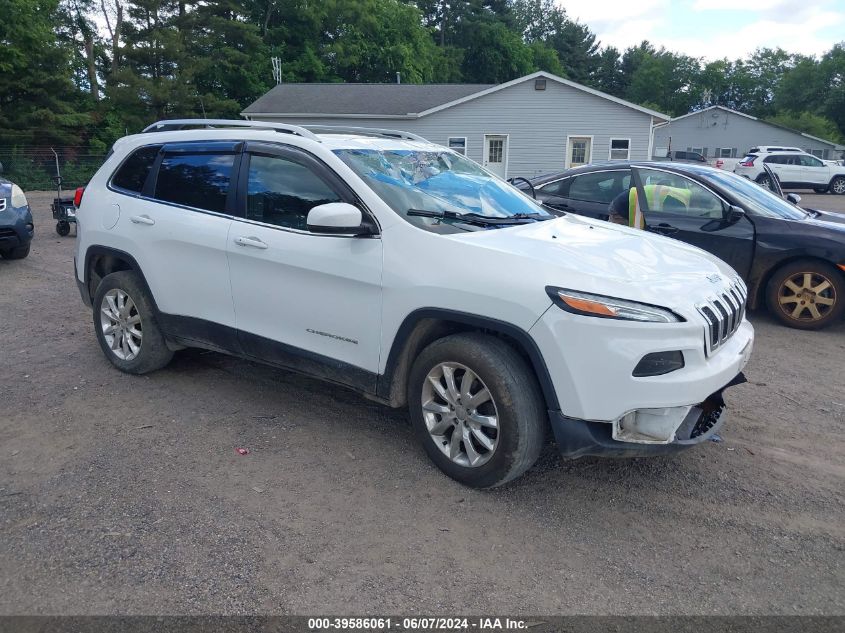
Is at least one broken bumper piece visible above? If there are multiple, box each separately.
[549,373,746,459]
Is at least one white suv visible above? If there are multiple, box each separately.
[74,119,754,487]
[734,150,845,194]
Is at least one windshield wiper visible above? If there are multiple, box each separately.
[407,208,543,225]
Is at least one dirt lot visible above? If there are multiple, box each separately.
[1,192,844,615]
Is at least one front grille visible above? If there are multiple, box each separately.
[0,228,16,238]
[696,278,747,356]
[0,198,6,211]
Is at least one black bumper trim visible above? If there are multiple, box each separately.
[549,373,745,459]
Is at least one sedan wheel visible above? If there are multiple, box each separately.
[100,288,143,361]
[767,260,845,330]
[421,362,499,468]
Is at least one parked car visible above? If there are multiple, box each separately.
[0,166,34,260]
[655,150,707,164]
[73,119,753,488]
[517,161,845,330]
[734,150,845,194]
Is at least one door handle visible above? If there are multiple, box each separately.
[649,223,679,235]
[129,214,155,226]
[234,236,269,250]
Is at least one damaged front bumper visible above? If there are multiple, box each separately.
[549,373,745,459]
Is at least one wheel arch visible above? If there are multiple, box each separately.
[751,254,845,310]
[377,309,559,412]
[83,246,159,313]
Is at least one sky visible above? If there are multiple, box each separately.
[557,0,845,60]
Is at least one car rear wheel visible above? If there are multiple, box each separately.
[766,260,845,330]
[93,271,173,373]
[756,174,775,191]
[0,244,30,259]
[407,332,545,488]
[830,176,845,195]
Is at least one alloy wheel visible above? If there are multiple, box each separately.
[421,362,499,468]
[777,271,837,322]
[100,288,143,360]
[832,178,845,194]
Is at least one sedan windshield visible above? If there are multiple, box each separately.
[333,148,553,232]
[701,169,807,220]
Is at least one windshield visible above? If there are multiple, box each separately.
[333,148,553,232]
[700,169,807,220]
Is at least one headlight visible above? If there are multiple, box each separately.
[546,288,683,323]
[11,184,28,208]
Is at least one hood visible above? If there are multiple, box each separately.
[806,210,845,229]
[448,213,741,314]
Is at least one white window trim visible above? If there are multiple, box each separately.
[483,133,509,178]
[608,137,631,161]
[447,136,468,156]
[565,134,595,169]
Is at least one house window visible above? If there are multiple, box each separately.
[688,147,704,156]
[448,137,467,156]
[810,149,824,159]
[717,148,735,158]
[609,138,630,160]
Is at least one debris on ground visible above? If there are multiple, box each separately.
[235,447,250,455]
[709,433,723,443]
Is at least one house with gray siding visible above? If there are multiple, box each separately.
[242,71,669,179]
[653,105,844,161]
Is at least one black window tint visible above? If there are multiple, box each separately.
[112,145,161,192]
[246,154,341,230]
[154,153,235,213]
[764,155,781,164]
[569,171,630,203]
[539,178,571,197]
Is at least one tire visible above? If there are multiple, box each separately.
[830,176,845,195]
[0,244,30,259]
[756,174,774,191]
[56,221,71,236]
[407,332,545,488]
[93,271,173,374]
[765,260,845,330]
[813,186,828,194]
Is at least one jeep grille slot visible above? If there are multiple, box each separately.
[697,279,747,356]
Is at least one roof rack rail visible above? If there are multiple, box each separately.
[303,125,428,143]
[141,119,320,141]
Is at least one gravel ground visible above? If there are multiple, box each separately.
[1,192,844,615]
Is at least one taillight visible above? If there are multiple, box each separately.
[739,158,756,167]
[73,187,85,207]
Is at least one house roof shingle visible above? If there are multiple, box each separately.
[242,82,495,117]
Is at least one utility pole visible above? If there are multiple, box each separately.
[271,57,282,85]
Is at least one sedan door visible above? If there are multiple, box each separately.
[535,170,631,221]
[226,142,383,389]
[631,166,756,279]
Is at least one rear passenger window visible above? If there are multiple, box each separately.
[569,171,630,203]
[539,178,571,197]
[245,154,341,230]
[154,153,235,213]
[112,145,161,192]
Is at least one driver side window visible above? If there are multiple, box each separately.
[637,169,725,219]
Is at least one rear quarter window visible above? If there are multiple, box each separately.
[111,145,161,192]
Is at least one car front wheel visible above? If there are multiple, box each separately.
[408,332,545,488]
[93,271,173,373]
[830,176,845,195]
[766,260,845,330]
[0,244,30,259]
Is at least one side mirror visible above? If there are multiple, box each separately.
[726,205,745,224]
[786,192,802,205]
[306,202,375,236]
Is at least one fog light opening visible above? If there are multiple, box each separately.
[633,351,684,377]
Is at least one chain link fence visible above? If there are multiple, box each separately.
[0,147,108,192]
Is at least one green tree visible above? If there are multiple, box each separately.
[0,0,92,145]
[766,112,843,143]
